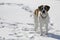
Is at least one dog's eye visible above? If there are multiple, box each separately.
[45,7,47,10]
[38,6,43,11]
[41,8,43,10]
[39,7,43,10]
[45,6,50,11]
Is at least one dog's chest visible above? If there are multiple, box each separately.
[39,14,49,23]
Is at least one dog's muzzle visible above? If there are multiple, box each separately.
[40,13,48,18]
[42,10,45,13]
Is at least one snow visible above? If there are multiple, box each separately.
[0,0,60,40]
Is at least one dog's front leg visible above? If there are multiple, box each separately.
[45,23,48,35]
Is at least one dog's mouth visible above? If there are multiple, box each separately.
[40,13,48,18]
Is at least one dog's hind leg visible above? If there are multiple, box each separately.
[34,9,39,32]
[34,15,38,32]
[40,23,43,36]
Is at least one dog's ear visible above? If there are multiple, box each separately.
[45,5,50,11]
[38,5,43,11]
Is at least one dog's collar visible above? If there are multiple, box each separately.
[40,14,48,19]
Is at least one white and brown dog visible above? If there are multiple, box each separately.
[34,5,50,36]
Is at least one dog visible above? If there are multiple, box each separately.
[34,5,50,36]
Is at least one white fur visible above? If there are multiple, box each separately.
[34,12,50,36]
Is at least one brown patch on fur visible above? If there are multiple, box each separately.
[34,9,39,16]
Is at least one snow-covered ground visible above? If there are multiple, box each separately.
[0,0,60,40]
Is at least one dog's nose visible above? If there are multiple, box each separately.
[42,10,45,13]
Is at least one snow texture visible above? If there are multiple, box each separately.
[0,0,60,40]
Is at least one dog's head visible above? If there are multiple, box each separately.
[38,5,50,17]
